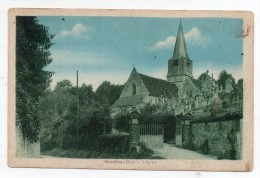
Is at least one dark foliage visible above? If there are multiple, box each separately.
[97,134,129,153]
[95,81,124,106]
[217,70,236,90]
[16,16,54,142]
[39,80,123,151]
[41,143,155,159]
[54,79,72,91]
[114,114,130,132]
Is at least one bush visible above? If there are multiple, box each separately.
[210,137,233,159]
[114,114,130,132]
[191,121,239,159]
[97,134,129,153]
[124,142,155,159]
[42,142,156,159]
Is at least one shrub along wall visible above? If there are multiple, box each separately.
[97,134,129,153]
[114,114,130,133]
[191,118,242,160]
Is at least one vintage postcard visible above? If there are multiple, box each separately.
[8,9,254,171]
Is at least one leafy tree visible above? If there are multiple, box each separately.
[114,114,130,133]
[16,16,54,142]
[217,70,236,90]
[40,80,113,150]
[79,83,95,106]
[236,79,243,93]
[54,79,72,91]
[95,81,124,106]
[198,72,209,82]
[40,80,76,150]
[64,103,112,149]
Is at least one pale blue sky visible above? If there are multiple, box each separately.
[38,16,243,90]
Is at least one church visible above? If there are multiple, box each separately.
[111,21,230,118]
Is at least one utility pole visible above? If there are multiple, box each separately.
[77,71,79,149]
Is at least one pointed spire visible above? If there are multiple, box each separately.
[132,66,137,73]
[172,19,189,59]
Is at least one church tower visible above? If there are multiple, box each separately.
[167,20,193,84]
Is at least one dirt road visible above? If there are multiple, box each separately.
[153,143,217,160]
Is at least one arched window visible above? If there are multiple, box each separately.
[173,60,178,66]
[121,108,126,114]
[132,83,136,95]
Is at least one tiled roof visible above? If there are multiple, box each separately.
[111,94,146,108]
[138,73,179,98]
[190,78,202,90]
[172,20,189,59]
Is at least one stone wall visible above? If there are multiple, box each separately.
[16,126,40,158]
[140,135,163,148]
[176,113,242,159]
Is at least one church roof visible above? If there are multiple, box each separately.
[172,20,189,59]
[138,73,179,98]
[111,94,146,108]
[190,78,202,90]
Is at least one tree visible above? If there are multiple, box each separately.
[54,79,72,91]
[79,83,95,106]
[39,80,114,150]
[236,79,243,93]
[39,80,76,150]
[198,71,209,82]
[217,70,236,90]
[16,16,54,142]
[95,81,124,106]
[114,114,130,133]
[62,102,112,149]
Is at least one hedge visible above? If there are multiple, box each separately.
[97,134,129,153]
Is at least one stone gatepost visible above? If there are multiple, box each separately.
[175,113,193,148]
[175,115,183,146]
[129,111,140,151]
[181,117,192,148]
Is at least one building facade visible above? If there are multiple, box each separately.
[111,21,237,119]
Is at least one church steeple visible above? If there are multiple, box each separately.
[167,20,193,84]
[172,20,189,59]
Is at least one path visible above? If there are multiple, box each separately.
[41,155,62,158]
[152,143,217,160]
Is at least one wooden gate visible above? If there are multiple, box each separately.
[139,124,164,148]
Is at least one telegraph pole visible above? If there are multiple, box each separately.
[77,71,79,149]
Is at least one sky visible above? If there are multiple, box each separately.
[37,16,243,90]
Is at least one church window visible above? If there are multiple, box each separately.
[121,108,126,114]
[173,60,178,66]
[132,83,136,95]
[186,61,190,66]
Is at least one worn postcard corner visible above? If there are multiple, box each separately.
[8,8,254,171]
